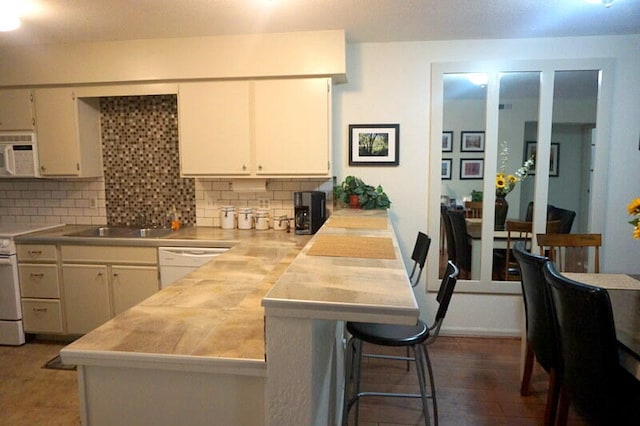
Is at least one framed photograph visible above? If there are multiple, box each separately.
[525,142,560,177]
[349,124,400,166]
[460,158,484,180]
[442,131,453,152]
[441,159,452,180]
[461,131,485,152]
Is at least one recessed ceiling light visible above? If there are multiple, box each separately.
[0,15,21,32]
[585,0,614,7]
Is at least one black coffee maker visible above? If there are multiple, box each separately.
[294,191,326,234]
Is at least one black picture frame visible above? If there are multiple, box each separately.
[441,159,452,180]
[349,124,400,166]
[460,131,485,152]
[525,141,560,177]
[442,131,453,152]
[460,158,484,179]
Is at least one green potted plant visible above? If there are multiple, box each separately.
[334,175,391,209]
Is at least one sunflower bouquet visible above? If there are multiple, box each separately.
[628,197,640,239]
[496,141,534,197]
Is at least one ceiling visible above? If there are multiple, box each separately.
[1,0,639,46]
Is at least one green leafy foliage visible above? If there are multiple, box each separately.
[333,175,391,209]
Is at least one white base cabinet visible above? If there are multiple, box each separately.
[178,77,331,177]
[62,265,110,335]
[17,244,64,334]
[60,245,160,335]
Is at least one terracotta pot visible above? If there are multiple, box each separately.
[349,194,361,209]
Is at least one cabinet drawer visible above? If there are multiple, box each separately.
[61,245,157,264]
[17,245,57,262]
[21,299,64,333]
[19,264,60,298]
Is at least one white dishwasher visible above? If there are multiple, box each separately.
[158,247,229,288]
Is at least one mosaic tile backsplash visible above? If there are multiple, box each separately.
[100,95,196,227]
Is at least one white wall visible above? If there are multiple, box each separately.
[334,34,640,335]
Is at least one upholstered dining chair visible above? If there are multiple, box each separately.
[525,202,576,234]
[536,233,601,273]
[440,205,456,264]
[542,262,640,425]
[445,210,471,279]
[342,261,460,426]
[512,242,560,426]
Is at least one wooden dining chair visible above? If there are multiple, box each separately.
[464,201,483,218]
[542,262,640,425]
[504,220,561,280]
[536,233,602,273]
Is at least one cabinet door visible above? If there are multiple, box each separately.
[112,266,159,316]
[0,89,34,131]
[62,264,111,334]
[33,87,81,176]
[254,78,330,175]
[178,81,251,176]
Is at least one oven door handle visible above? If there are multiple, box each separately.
[0,257,14,265]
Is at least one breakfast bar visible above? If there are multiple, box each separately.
[60,209,418,425]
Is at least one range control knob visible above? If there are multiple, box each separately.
[0,239,10,248]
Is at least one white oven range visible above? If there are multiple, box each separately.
[0,223,63,345]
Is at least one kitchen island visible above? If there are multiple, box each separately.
[59,209,418,425]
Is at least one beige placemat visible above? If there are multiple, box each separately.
[306,235,396,259]
[564,273,640,290]
[325,216,388,230]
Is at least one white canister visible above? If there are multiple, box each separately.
[272,215,289,231]
[255,209,270,230]
[220,206,236,229]
[237,208,253,230]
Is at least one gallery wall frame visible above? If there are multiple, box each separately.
[349,124,400,166]
[441,159,452,180]
[460,158,484,179]
[460,131,485,152]
[442,131,453,152]
[525,141,560,177]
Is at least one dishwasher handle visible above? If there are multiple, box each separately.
[158,247,229,258]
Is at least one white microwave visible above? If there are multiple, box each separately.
[0,132,39,178]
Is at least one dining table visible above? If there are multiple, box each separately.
[563,273,640,380]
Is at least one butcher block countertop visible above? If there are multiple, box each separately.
[59,209,417,374]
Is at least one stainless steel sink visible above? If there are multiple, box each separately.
[65,226,172,238]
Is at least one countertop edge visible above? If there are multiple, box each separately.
[60,347,267,377]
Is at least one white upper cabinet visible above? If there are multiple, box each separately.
[0,89,35,131]
[178,81,252,176]
[178,78,331,177]
[254,78,330,176]
[33,87,103,177]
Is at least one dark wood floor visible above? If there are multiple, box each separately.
[346,337,587,426]
[1,336,587,425]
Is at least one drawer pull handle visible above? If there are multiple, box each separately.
[113,273,119,277]
[28,250,42,255]
[33,308,48,313]
[30,273,45,278]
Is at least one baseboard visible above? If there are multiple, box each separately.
[439,326,521,338]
